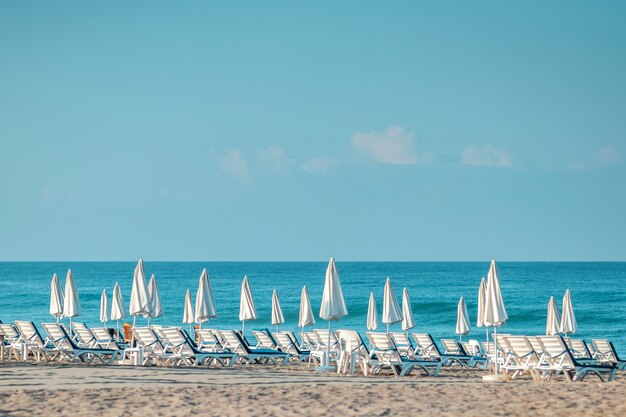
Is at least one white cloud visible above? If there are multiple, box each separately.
[461,145,513,168]
[259,146,291,172]
[571,146,620,170]
[351,125,430,165]
[299,156,333,174]
[212,149,249,180]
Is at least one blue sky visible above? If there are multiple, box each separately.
[1,1,625,261]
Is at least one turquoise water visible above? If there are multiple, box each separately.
[1,262,625,351]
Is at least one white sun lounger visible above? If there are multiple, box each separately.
[500,335,542,381]
[367,332,441,377]
[132,327,171,366]
[272,331,311,363]
[218,330,290,365]
[42,323,122,364]
[160,327,237,367]
[536,336,617,382]
[591,339,626,370]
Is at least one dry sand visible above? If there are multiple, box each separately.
[0,362,625,417]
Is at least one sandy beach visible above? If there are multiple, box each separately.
[1,363,624,417]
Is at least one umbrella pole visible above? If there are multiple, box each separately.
[386,323,389,333]
[116,320,120,341]
[147,317,151,327]
[132,316,136,345]
[327,320,332,368]
[275,324,279,333]
[69,317,72,338]
[493,326,498,375]
[242,321,245,336]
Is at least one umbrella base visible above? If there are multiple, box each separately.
[482,374,507,383]
[315,365,336,372]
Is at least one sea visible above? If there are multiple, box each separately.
[1,261,625,351]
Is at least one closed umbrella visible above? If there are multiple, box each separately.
[476,277,488,344]
[546,296,561,336]
[110,282,125,338]
[483,259,508,381]
[299,285,315,338]
[183,289,194,334]
[367,292,378,331]
[100,289,109,328]
[271,289,285,332]
[129,259,151,332]
[62,269,81,336]
[456,296,470,342]
[401,288,415,333]
[239,275,257,335]
[145,274,162,326]
[560,289,577,335]
[50,273,64,324]
[195,268,217,328]
[382,277,401,332]
[318,257,347,371]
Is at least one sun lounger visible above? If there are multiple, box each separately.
[218,330,290,365]
[90,328,125,350]
[367,332,441,377]
[132,327,171,365]
[500,335,542,381]
[272,331,311,363]
[195,329,224,352]
[0,323,23,361]
[42,323,122,364]
[71,322,98,348]
[412,333,478,367]
[389,332,417,358]
[591,339,626,370]
[564,338,593,360]
[14,321,53,362]
[160,327,236,367]
[536,336,616,382]
[252,329,278,349]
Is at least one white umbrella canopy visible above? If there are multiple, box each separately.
[484,260,508,327]
[382,277,401,331]
[483,259,508,379]
[318,257,347,371]
[477,277,488,344]
[560,289,577,335]
[239,275,257,334]
[401,288,415,332]
[110,282,126,321]
[146,274,163,325]
[456,296,470,341]
[183,289,194,334]
[62,269,81,335]
[129,259,151,327]
[546,296,562,336]
[110,282,125,338]
[195,269,217,327]
[100,289,109,328]
[271,289,285,330]
[298,286,315,328]
[367,292,378,331]
[50,273,64,323]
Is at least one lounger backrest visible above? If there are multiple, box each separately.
[42,323,76,350]
[481,341,495,355]
[284,331,301,347]
[526,337,543,354]
[162,328,196,355]
[15,321,46,347]
[412,333,441,358]
[441,339,463,354]
[219,330,252,354]
[592,339,620,363]
[151,326,167,340]
[315,329,339,349]
[303,331,320,347]
[90,328,120,350]
[273,332,304,355]
[538,336,575,368]
[0,323,20,340]
[389,332,413,349]
[506,336,539,365]
[133,327,166,354]
[72,324,96,347]
[462,341,479,356]
[565,338,592,359]
[367,332,395,351]
[252,330,275,349]
[196,329,221,349]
